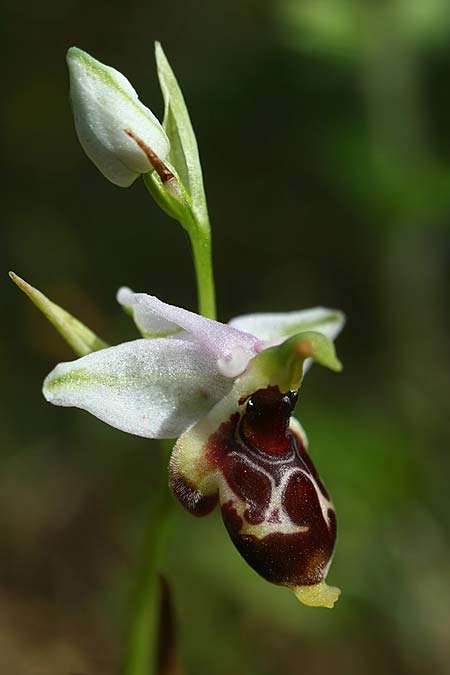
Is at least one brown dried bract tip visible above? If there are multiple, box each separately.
[295,340,313,360]
[124,128,174,183]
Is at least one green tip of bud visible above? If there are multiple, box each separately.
[66,45,80,59]
[66,46,90,68]
[66,47,109,83]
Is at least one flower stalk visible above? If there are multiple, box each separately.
[125,129,216,322]
[189,225,216,320]
[123,445,175,675]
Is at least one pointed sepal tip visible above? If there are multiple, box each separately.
[9,271,108,357]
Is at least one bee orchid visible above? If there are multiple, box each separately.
[42,288,344,607]
[13,43,346,614]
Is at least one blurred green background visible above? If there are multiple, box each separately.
[2,0,450,673]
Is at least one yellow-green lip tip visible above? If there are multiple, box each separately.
[293,581,341,608]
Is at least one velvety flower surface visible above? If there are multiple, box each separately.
[43,290,344,607]
[67,48,170,187]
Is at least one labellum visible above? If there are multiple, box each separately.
[170,384,340,608]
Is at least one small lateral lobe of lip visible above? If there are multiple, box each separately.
[169,470,218,517]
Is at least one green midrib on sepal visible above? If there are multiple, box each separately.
[45,368,128,392]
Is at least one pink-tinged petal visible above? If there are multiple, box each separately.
[118,288,258,372]
[43,338,232,439]
[118,287,179,337]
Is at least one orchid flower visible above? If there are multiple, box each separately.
[11,42,347,620]
[34,284,344,608]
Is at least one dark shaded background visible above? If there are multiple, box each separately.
[2,1,450,673]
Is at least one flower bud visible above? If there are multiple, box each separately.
[67,47,170,187]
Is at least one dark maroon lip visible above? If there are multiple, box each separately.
[239,386,299,456]
[170,384,336,589]
[235,424,297,465]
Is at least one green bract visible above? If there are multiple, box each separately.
[9,272,107,356]
[155,42,209,228]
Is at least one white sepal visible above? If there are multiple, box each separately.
[117,288,258,369]
[43,338,232,439]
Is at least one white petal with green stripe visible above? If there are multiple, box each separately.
[43,338,232,438]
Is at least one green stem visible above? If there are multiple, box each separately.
[190,225,216,320]
[128,175,217,675]
[142,172,217,320]
[123,447,174,675]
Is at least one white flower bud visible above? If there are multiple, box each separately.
[67,47,170,187]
